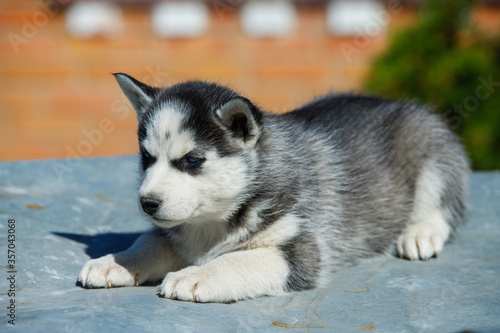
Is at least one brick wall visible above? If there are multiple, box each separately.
[0,1,498,161]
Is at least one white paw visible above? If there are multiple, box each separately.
[158,266,231,303]
[397,219,450,261]
[78,254,138,288]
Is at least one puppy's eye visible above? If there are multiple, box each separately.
[184,155,205,168]
[172,154,205,174]
[185,156,200,165]
[140,150,156,170]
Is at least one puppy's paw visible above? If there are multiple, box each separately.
[78,254,138,288]
[158,266,231,303]
[397,219,450,261]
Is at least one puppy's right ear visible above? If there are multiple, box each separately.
[113,73,156,117]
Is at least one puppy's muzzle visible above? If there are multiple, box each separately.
[140,196,162,216]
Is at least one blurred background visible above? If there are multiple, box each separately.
[0,0,499,169]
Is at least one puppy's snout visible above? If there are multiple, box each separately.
[140,196,162,216]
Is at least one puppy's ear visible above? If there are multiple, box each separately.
[113,73,156,117]
[215,98,261,148]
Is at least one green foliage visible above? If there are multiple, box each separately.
[364,0,500,170]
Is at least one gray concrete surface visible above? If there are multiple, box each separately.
[0,156,499,332]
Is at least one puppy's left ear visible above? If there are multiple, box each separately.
[215,98,261,148]
[113,73,157,117]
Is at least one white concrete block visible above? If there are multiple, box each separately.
[152,1,209,38]
[240,1,297,38]
[327,0,387,36]
[65,1,123,39]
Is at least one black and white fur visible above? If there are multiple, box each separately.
[79,73,469,302]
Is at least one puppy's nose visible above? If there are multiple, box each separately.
[140,197,162,216]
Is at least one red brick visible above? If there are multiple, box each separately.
[0,4,498,162]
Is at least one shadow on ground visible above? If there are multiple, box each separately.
[53,232,142,259]
[54,231,162,288]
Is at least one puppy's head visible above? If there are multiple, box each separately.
[114,73,262,228]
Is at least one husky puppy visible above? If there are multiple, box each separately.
[78,73,469,302]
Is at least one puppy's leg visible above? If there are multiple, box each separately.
[397,160,451,260]
[158,247,289,302]
[79,229,183,288]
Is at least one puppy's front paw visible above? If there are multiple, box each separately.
[78,254,138,288]
[158,266,230,303]
[397,220,449,261]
